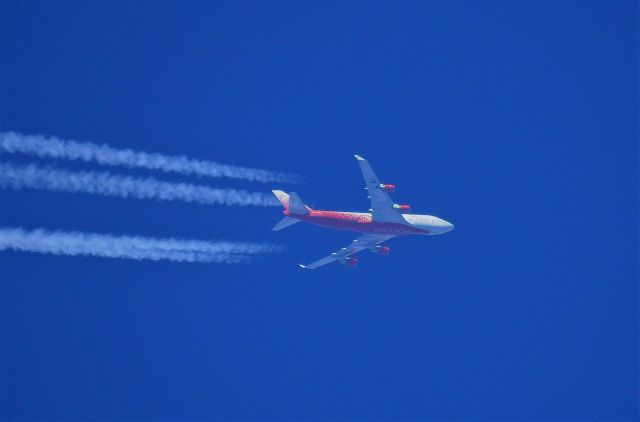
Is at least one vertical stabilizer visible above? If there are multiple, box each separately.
[272,190,290,208]
[272,190,309,215]
[271,190,307,230]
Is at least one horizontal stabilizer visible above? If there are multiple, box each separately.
[287,192,308,215]
[272,216,301,231]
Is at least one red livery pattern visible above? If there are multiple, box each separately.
[272,190,290,209]
[343,257,359,267]
[380,183,396,193]
[292,209,429,235]
[374,246,391,255]
[394,204,411,213]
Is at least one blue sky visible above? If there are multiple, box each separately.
[1,1,638,420]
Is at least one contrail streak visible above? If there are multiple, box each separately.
[0,227,282,264]
[0,162,280,207]
[0,131,299,183]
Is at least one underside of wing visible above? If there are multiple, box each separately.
[354,155,405,224]
[299,233,395,269]
[298,255,338,270]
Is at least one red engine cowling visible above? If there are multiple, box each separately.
[379,183,396,193]
[342,257,359,267]
[374,246,391,255]
[393,204,411,213]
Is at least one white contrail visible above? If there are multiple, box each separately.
[0,227,282,264]
[0,162,280,207]
[0,131,299,183]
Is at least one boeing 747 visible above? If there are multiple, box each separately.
[272,155,454,269]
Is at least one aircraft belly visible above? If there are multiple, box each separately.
[303,215,428,235]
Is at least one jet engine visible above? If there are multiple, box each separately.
[372,246,391,255]
[393,204,411,213]
[341,257,359,267]
[379,183,396,193]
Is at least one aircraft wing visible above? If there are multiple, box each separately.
[354,155,405,223]
[299,233,395,269]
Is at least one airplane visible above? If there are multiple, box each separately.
[271,155,454,269]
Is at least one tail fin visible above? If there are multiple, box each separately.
[272,190,290,209]
[271,190,309,231]
[271,190,309,215]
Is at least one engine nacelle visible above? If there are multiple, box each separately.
[379,183,396,193]
[372,246,391,255]
[393,204,411,213]
[341,257,359,267]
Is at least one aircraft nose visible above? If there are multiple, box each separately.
[443,221,454,232]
